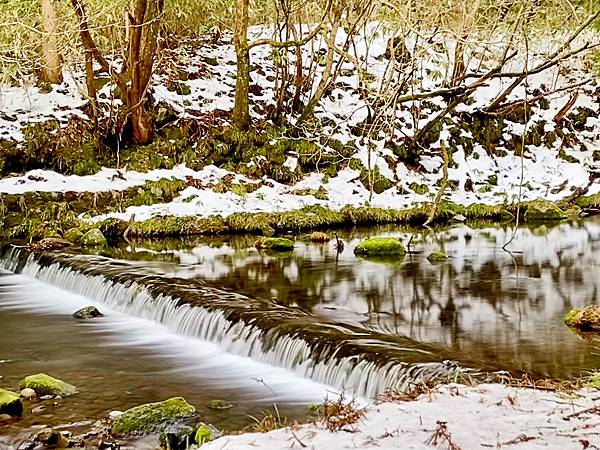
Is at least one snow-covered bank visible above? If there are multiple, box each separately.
[204,383,600,450]
[1,26,599,225]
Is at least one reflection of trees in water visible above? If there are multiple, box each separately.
[183,224,600,376]
[106,221,600,377]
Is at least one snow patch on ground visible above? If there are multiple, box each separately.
[203,383,600,450]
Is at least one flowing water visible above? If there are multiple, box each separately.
[1,219,600,447]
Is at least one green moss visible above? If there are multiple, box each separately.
[19,373,77,396]
[409,182,429,195]
[564,308,581,327]
[427,251,448,262]
[81,228,107,247]
[524,199,567,222]
[111,397,196,435]
[255,237,295,251]
[0,388,23,416]
[354,237,405,256]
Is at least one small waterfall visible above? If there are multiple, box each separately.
[0,246,477,399]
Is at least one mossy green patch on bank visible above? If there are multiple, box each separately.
[524,199,567,222]
[111,397,196,435]
[354,237,405,256]
[19,373,77,396]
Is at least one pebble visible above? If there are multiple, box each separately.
[31,405,46,414]
[20,388,36,399]
[40,395,53,400]
[0,413,12,422]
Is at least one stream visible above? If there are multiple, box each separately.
[1,219,599,448]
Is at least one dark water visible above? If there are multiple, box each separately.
[1,219,600,447]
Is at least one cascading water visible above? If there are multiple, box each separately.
[0,245,479,398]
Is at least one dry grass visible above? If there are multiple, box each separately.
[321,392,366,432]
[246,405,290,433]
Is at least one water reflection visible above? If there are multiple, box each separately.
[101,219,600,378]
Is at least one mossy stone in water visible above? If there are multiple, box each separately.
[0,389,23,416]
[111,397,196,435]
[73,306,103,319]
[206,399,233,410]
[427,251,448,262]
[19,373,77,396]
[255,237,294,251]
[354,237,405,256]
[81,228,107,247]
[524,200,567,222]
[564,305,600,331]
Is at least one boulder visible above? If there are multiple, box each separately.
[564,305,600,332]
[110,397,196,435]
[427,251,448,262]
[73,306,103,319]
[524,200,567,222]
[254,237,294,252]
[0,388,23,416]
[64,227,84,243]
[354,237,405,256]
[81,228,107,247]
[19,373,77,397]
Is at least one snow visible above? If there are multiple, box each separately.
[0,27,599,223]
[202,383,600,450]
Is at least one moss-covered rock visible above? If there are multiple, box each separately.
[0,389,23,416]
[427,251,448,262]
[73,306,103,319]
[206,399,233,410]
[564,305,600,331]
[111,397,196,435]
[19,374,77,397]
[64,227,84,243]
[254,237,295,251]
[81,228,107,247]
[354,237,405,256]
[524,200,567,222]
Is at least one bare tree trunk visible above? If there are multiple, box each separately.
[233,0,250,130]
[40,0,63,84]
[70,0,162,145]
[126,0,163,144]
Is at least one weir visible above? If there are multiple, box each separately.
[0,245,483,398]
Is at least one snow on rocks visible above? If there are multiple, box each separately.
[203,383,600,450]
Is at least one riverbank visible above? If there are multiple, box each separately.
[203,382,600,450]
